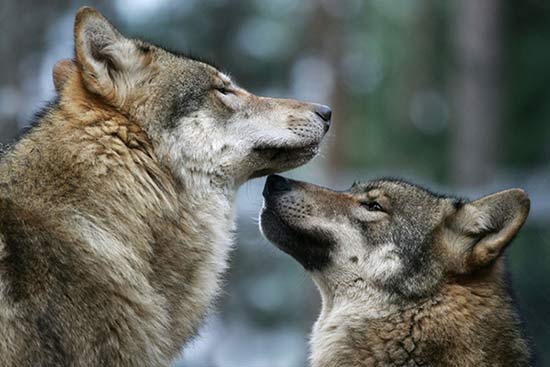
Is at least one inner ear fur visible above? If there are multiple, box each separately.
[444,189,530,273]
[73,7,146,103]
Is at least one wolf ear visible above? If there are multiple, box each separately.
[53,59,78,94]
[74,7,145,103]
[445,189,530,273]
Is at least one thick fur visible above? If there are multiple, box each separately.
[260,176,531,366]
[0,7,330,367]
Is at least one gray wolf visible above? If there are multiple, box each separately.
[260,175,531,366]
[0,7,330,367]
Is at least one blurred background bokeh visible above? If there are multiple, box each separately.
[1,0,549,366]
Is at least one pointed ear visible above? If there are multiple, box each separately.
[53,59,78,94]
[73,7,146,103]
[445,189,530,273]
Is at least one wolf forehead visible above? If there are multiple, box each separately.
[115,36,229,79]
[155,46,231,82]
[351,178,465,208]
[137,41,233,88]
[125,40,235,123]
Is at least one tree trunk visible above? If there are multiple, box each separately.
[308,0,349,183]
[451,0,503,188]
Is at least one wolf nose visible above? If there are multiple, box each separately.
[263,175,292,197]
[314,104,332,132]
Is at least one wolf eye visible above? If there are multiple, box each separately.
[361,201,384,212]
[216,87,232,95]
[214,85,240,109]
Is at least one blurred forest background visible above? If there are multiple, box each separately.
[1,0,549,366]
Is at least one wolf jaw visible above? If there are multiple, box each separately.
[260,175,531,367]
[0,7,330,367]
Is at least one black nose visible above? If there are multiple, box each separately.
[263,175,291,197]
[314,104,332,132]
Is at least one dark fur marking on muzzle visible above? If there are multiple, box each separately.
[261,208,333,271]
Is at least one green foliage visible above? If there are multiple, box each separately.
[503,1,550,168]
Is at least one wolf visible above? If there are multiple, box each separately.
[260,175,531,366]
[0,7,331,367]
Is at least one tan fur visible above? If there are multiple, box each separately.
[0,72,201,366]
[53,59,78,94]
[311,262,530,366]
[0,7,331,366]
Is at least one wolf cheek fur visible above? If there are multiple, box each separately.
[0,7,330,367]
[260,175,531,367]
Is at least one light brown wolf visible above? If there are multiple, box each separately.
[0,7,331,367]
[260,175,531,367]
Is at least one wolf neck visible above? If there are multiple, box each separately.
[310,271,529,367]
[314,278,399,322]
[40,92,237,354]
[175,165,237,201]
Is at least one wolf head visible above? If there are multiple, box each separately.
[56,7,330,189]
[260,175,530,305]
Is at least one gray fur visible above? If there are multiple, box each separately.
[0,7,330,366]
[260,176,531,366]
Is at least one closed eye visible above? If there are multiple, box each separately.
[216,86,233,95]
[361,201,384,212]
[213,85,240,109]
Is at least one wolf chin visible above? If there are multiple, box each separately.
[0,7,331,367]
[261,175,531,367]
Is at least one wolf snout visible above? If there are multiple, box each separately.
[263,174,292,198]
[312,104,332,133]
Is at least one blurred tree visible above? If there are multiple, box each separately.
[451,0,503,187]
[307,0,349,180]
[502,0,550,169]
